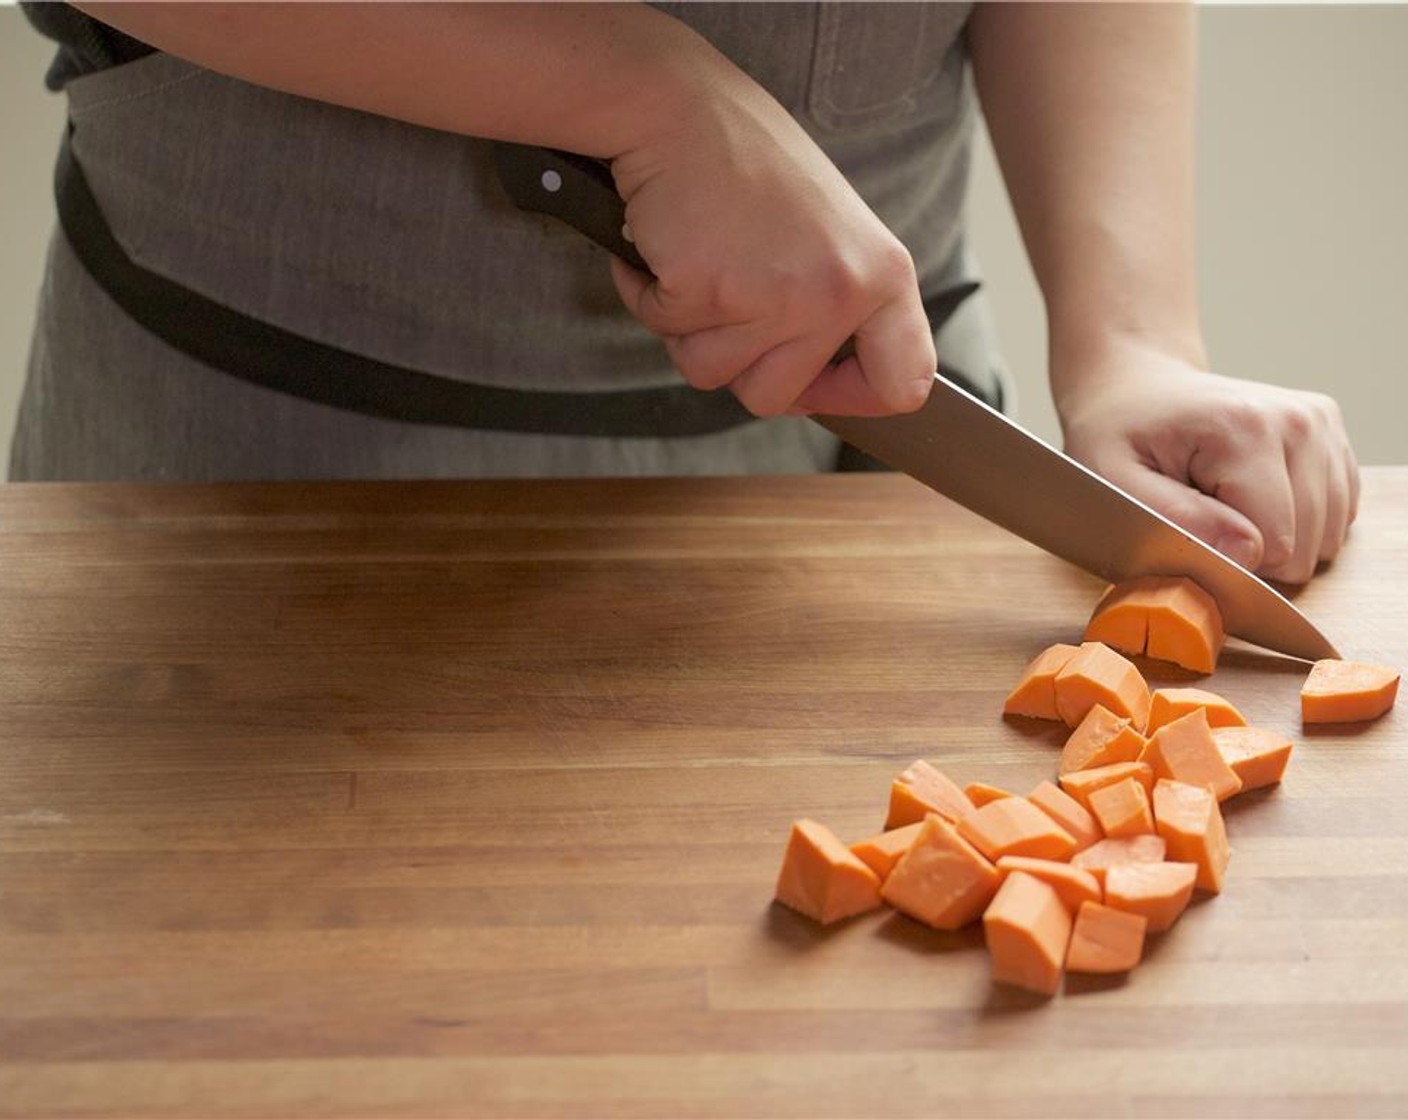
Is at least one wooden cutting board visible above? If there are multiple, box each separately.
[1,470,1405,1118]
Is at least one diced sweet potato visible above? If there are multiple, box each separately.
[881,814,1002,931]
[1054,642,1152,731]
[1058,761,1155,813]
[1028,780,1103,852]
[774,819,885,925]
[1146,687,1248,735]
[965,782,1015,807]
[1300,660,1400,724]
[1065,900,1148,974]
[983,871,1073,997]
[1087,776,1154,839]
[1070,834,1167,888]
[1138,708,1243,802]
[1104,860,1198,933]
[1211,726,1294,791]
[957,797,1078,863]
[850,822,924,881]
[1152,779,1231,894]
[885,760,975,830]
[1084,576,1225,675]
[1059,704,1147,775]
[996,856,1103,913]
[1003,643,1081,721]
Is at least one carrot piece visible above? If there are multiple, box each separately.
[1104,860,1198,933]
[983,871,1073,997]
[1070,835,1167,888]
[1152,779,1231,894]
[1028,780,1103,852]
[1054,642,1152,731]
[965,782,1015,808]
[1146,687,1248,735]
[1138,708,1243,802]
[884,760,975,830]
[957,797,1078,863]
[774,819,884,925]
[1059,704,1147,775]
[1211,726,1294,792]
[1003,643,1081,721]
[1086,776,1155,839]
[1300,659,1400,724]
[1084,576,1225,674]
[850,822,924,882]
[1058,761,1155,814]
[1065,900,1147,974]
[996,856,1103,913]
[881,814,1002,930]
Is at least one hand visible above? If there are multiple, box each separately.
[606,66,936,419]
[1056,340,1359,584]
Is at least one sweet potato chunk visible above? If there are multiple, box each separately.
[881,814,1002,931]
[1085,576,1224,675]
[996,856,1103,913]
[1139,708,1243,802]
[1070,835,1167,888]
[774,819,884,925]
[1211,726,1294,791]
[1065,900,1147,974]
[1003,643,1081,721]
[983,871,1073,997]
[1146,687,1247,735]
[957,797,1078,863]
[1059,761,1155,814]
[965,782,1015,808]
[1300,660,1400,724]
[1059,703,1147,775]
[850,822,924,881]
[1054,643,1152,731]
[885,760,975,830]
[1152,779,1231,894]
[1087,776,1155,839]
[1104,860,1198,933]
[1028,780,1102,852]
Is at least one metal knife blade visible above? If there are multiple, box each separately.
[491,141,1339,661]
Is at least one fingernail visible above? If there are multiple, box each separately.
[1215,535,1259,569]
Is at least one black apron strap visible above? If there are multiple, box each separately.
[54,126,987,440]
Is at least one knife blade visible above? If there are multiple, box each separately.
[491,141,1339,661]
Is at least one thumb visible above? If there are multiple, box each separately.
[1110,463,1266,572]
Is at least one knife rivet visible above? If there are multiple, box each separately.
[540,170,563,193]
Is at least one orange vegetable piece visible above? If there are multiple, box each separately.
[965,782,1015,808]
[884,760,975,830]
[1084,576,1225,675]
[1087,776,1154,839]
[1138,708,1243,802]
[1065,900,1147,974]
[774,819,884,925]
[1003,643,1081,721]
[1146,687,1247,735]
[1104,860,1198,933]
[1301,660,1400,724]
[1211,726,1294,791]
[1152,779,1231,894]
[1054,642,1152,731]
[1070,835,1167,888]
[996,856,1103,913]
[983,871,1073,997]
[881,814,1002,931]
[850,822,924,881]
[1028,780,1102,852]
[1059,704,1147,775]
[957,797,1078,863]
[1059,761,1155,813]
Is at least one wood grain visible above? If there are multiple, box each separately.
[1,471,1405,1118]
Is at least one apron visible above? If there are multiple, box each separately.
[11,2,1004,482]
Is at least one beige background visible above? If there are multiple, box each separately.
[1,5,1405,467]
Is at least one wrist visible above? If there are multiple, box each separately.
[1049,317,1209,413]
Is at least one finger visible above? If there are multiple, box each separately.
[1188,424,1297,575]
[791,354,929,417]
[608,257,721,338]
[726,331,849,418]
[1108,459,1265,571]
[1266,437,1329,585]
[1344,436,1361,532]
[665,322,778,393]
[848,288,938,414]
[1318,439,1353,564]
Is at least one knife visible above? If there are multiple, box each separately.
[492,141,1339,662]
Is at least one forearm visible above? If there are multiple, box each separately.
[968,2,1206,394]
[76,2,727,158]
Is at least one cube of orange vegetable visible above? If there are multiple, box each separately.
[1059,704,1147,775]
[1139,708,1243,802]
[1059,761,1155,814]
[1084,576,1224,675]
[885,760,975,830]
[1065,900,1147,974]
[1211,726,1294,791]
[1152,779,1230,894]
[995,856,1103,913]
[1300,660,1400,724]
[1146,687,1247,735]
[957,797,1078,863]
[1087,776,1154,839]
[1003,643,1081,721]
[1028,780,1103,853]
[774,819,884,925]
[1054,642,1152,731]
[983,871,1073,997]
[1070,835,1167,888]
[849,822,924,881]
[965,782,1015,808]
[881,814,1002,931]
[1104,860,1198,933]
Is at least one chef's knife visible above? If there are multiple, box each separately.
[492,141,1339,661]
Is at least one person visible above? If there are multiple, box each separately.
[16,2,1357,585]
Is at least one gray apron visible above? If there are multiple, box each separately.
[12,2,1002,482]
